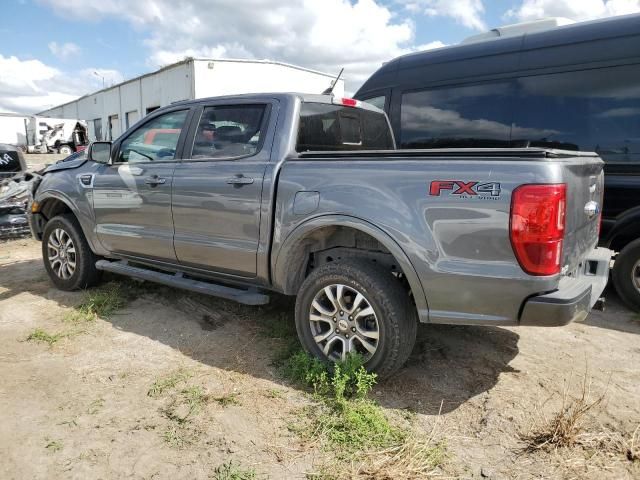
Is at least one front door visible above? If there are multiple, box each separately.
[93,108,190,261]
[172,103,271,277]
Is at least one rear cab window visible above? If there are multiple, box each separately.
[296,102,394,152]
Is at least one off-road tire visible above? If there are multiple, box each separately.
[295,258,417,379]
[42,214,102,291]
[612,238,640,312]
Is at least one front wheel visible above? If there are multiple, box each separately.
[295,259,417,379]
[42,214,102,291]
[612,238,640,312]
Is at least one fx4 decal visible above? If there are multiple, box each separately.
[429,180,501,197]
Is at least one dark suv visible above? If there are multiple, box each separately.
[355,13,640,311]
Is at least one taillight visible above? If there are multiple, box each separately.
[510,184,567,276]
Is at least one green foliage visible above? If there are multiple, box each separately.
[45,438,63,452]
[147,369,192,398]
[283,351,377,401]
[317,399,405,452]
[213,461,258,480]
[212,392,241,407]
[65,282,126,323]
[26,328,68,346]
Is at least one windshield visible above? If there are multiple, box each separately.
[296,103,394,152]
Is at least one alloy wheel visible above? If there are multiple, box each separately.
[309,283,380,362]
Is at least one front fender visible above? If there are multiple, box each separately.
[272,214,430,321]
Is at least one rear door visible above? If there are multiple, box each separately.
[171,101,273,277]
[93,108,191,260]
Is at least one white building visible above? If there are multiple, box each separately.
[38,58,345,142]
[0,113,30,146]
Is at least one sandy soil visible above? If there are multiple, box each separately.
[1,238,639,479]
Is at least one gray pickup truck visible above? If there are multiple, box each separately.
[28,93,612,377]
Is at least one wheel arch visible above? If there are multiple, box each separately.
[272,215,429,317]
[35,192,101,254]
[603,207,640,253]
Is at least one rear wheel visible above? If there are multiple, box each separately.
[612,238,640,312]
[295,259,417,379]
[42,214,102,290]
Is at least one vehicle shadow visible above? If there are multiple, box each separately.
[105,286,522,415]
[375,323,520,415]
[583,288,640,335]
[0,258,520,415]
[0,258,69,304]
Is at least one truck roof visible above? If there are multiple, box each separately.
[167,92,385,113]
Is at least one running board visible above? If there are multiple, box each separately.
[95,260,270,306]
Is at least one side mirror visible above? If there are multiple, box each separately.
[88,141,112,164]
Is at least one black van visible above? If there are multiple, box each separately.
[355,13,640,312]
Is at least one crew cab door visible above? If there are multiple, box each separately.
[92,108,191,260]
[171,101,273,277]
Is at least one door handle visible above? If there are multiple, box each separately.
[226,175,254,186]
[144,176,167,186]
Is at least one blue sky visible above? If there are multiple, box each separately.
[1,0,639,113]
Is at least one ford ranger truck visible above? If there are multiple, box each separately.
[27,93,613,377]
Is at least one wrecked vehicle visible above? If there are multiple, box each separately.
[28,93,613,377]
[26,118,88,155]
[0,144,33,239]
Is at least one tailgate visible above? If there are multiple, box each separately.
[560,152,604,273]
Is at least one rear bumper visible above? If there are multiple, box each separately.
[519,247,613,326]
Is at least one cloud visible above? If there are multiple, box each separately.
[505,0,640,22]
[38,0,422,91]
[402,0,486,30]
[0,54,123,113]
[415,40,448,51]
[48,41,81,60]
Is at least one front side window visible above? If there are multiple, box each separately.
[513,64,640,164]
[117,110,188,163]
[190,105,266,159]
[400,82,514,149]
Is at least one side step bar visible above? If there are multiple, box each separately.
[95,260,270,306]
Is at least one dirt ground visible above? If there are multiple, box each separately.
[1,238,639,479]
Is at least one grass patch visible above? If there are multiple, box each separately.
[162,425,196,448]
[87,398,105,415]
[64,282,126,323]
[148,369,192,398]
[26,328,69,346]
[264,388,284,399]
[212,392,241,407]
[522,372,606,452]
[260,310,297,340]
[45,438,63,452]
[282,351,446,478]
[213,461,258,480]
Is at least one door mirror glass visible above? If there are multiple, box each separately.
[88,141,112,164]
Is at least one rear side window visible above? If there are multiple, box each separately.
[190,104,266,159]
[400,82,514,149]
[296,103,393,152]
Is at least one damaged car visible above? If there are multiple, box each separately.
[0,144,38,239]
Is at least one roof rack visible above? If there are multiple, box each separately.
[461,17,575,44]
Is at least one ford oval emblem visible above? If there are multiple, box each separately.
[584,201,599,218]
